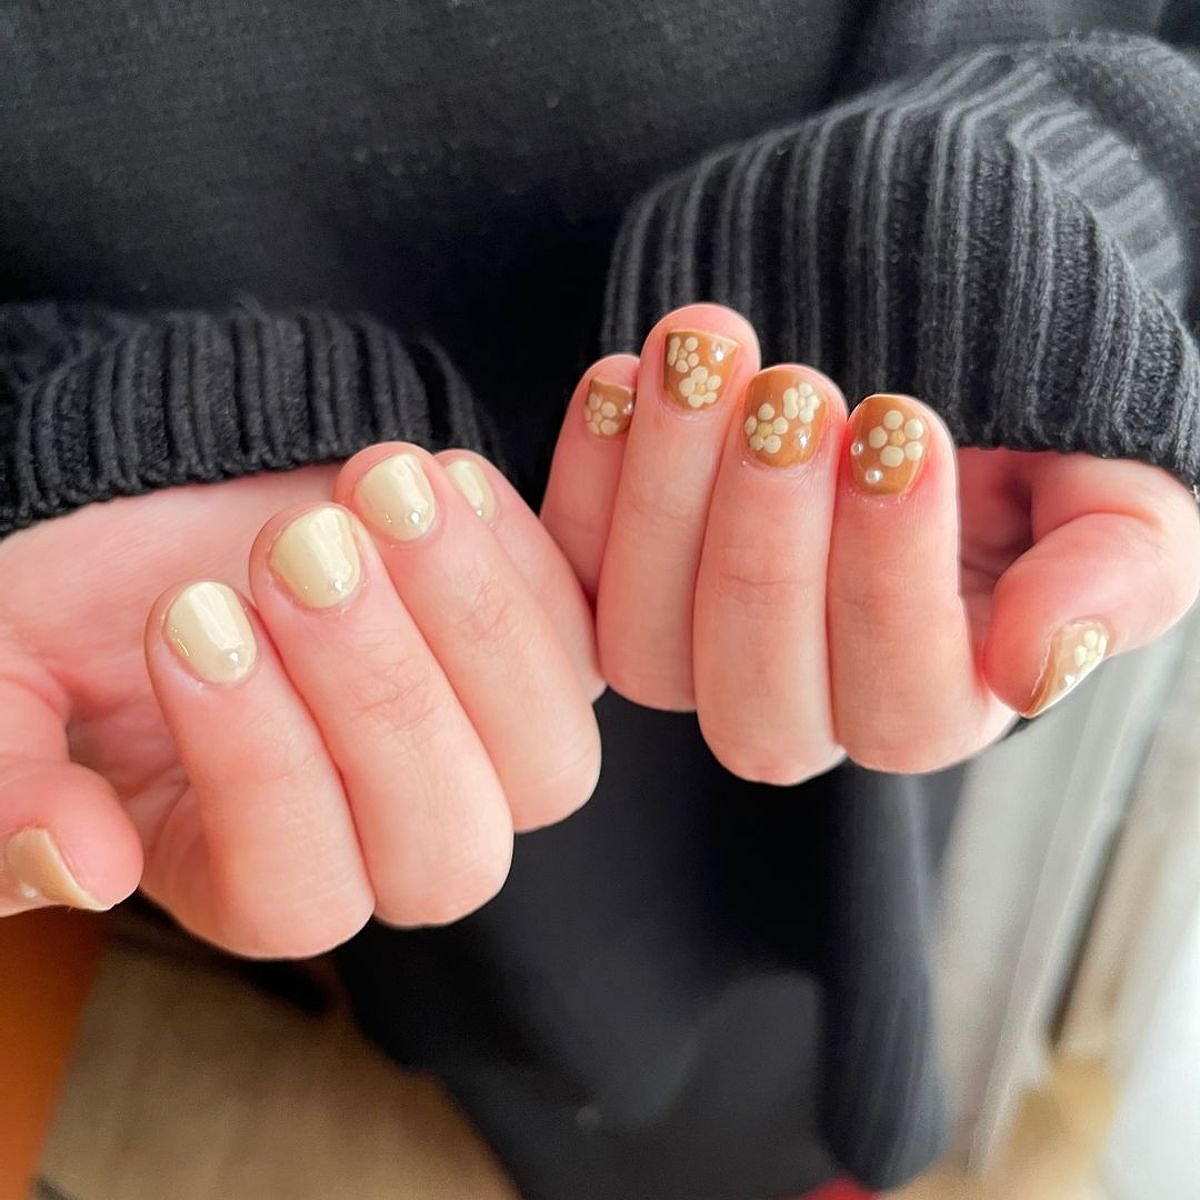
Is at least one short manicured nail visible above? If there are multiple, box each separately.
[1022,620,1110,717]
[743,367,828,467]
[848,394,930,494]
[2,829,108,910]
[269,506,362,608]
[663,330,741,410]
[584,378,635,438]
[166,582,257,685]
[356,453,437,540]
[445,459,497,522]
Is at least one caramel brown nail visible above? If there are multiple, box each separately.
[1022,620,1110,717]
[663,330,741,410]
[584,379,635,438]
[742,367,827,467]
[848,394,930,494]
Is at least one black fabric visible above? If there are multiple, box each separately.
[2,2,1198,1196]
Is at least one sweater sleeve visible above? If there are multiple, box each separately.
[602,34,1200,489]
[0,302,500,538]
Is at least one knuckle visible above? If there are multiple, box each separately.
[512,719,602,830]
[341,647,445,743]
[453,568,524,648]
[375,839,513,928]
[704,730,844,787]
[706,541,810,614]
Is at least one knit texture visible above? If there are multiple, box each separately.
[0,304,497,535]
[604,35,1200,489]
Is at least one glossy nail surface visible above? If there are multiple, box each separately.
[166,582,257,684]
[356,453,437,541]
[446,459,497,522]
[663,330,741,410]
[848,394,930,495]
[584,379,635,438]
[269,506,361,608]
[2,828,107,909]
[743,367,827,467]
[1023,620,1110,717]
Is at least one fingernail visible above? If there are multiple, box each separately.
[742,367,828,467]
[166,582,258,685]
[663,330,741,410]
[269,506,362,608]
[848,394,930,494]
[445,459,497,522]
[356,453,437,541]
[584,378,635,438]
[1022,620,1110,717]
[2,829,109,911]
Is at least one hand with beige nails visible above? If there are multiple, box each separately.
[0,449,602,954]
[542,302,1200,783]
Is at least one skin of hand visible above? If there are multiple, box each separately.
[541,303,1200,783]
[0,449,602,955]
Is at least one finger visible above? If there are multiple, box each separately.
[145,582,374,956]
[984,455,1200,716]
[249,504,513,926]
[540,353,639,600]
[437,449,603,699]
[828,394,1010,772]
[694,365,848,783]
[597,304,761,709]
[335,444,601,831]
[0,673,140,916]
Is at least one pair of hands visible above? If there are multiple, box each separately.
[1,303,1196,956]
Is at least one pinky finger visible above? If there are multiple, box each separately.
[985,456,1200,717]
[540,353,639,599]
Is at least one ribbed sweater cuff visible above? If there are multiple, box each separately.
[603,35,1200,489]
[0,303,498,537]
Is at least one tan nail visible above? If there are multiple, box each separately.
[742,367,828,467]
[663,330,741,410]
[848,394,930,495]
[269,506,362,608]
[166,582,258,685]
[356,453,437,541]
[1022,620,1110,717]
[445,459,497,522]
[2,828,109,910]
[584,379,635,437]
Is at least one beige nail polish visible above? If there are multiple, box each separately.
[584,378,636,437]
[356,453,437,540]
[1022,620,1110,717]
[445,459,497,522]
[166,582,258,685]
[269,506,362,608]
[848,394,930,495]
[743,366,828,467]
[2,828,108,910]
[663,330,741,410]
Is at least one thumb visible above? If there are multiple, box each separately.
[983,455,1200,717]
[0,671,142,915]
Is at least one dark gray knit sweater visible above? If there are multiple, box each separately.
[2,2,1198,1197]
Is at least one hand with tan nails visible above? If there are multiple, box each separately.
[0,448,602,954]
[542,303,1200,784]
